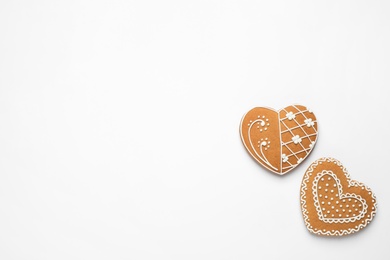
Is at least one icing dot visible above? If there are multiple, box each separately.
[325,183,329,187]
[330,190,334,193]
[327,202,331,205]
[333,184,337,187]
[324,195,328,199]
[336,201,339,204]
[330,197,334,201]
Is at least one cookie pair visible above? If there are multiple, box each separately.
[239,105,377,236]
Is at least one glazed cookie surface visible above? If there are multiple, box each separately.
[240,104,318,175]
[300,157,377,236]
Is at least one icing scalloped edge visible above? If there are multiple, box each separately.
[300,157,378,236]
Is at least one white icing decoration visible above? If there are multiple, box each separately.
[304,118,315,127]
[300,157,378,236]
[282,154,288,162]
[240,105,319,175]
[312,170,368,223]
[280,106,318,167]
[247,118,277,171]
[292,135,302,144]
[286,111,295,120]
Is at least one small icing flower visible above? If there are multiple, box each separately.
[304,118,315,127]
[286,112,295,120]
[282,154,289,162]
[292,135,302,144]
[297,158,303,164]
[309,141,316,149]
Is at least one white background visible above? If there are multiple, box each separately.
[0,1,389,259]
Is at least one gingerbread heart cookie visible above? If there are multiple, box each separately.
[239,105,318,175]
[300,157,377,236]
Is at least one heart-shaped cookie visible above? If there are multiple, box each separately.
[239,105,318,175]
[300,158,377,236]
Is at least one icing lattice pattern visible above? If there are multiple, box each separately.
[279,105,317,171]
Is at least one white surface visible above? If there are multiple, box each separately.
[0,1,389,259]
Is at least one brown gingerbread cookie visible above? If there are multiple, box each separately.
[239,104,318,175]
[300,157,377,236]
